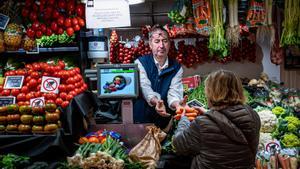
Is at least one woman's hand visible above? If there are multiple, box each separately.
[155,100,170,117]
[193,106,207,114]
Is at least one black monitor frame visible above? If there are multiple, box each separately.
[96,63,139,99]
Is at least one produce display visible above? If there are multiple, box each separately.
[22,0,85,39]
[0,103,61,133]
[174,106,202,121]
[69,132,144,169]
[0,60,88,108]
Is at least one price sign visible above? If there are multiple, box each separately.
[0,96,15,106]
[41,76,60,94]
[30,97,45,107]
[4,76,24,89]
[0,13,9,30]
[187,99,204,107]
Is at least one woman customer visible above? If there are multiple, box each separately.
[172,69,261,169]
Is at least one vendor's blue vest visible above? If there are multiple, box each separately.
[133,55,181,128]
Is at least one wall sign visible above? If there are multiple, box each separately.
[4,76,24,89]
[0,96,15,106]
[86,0,131,28]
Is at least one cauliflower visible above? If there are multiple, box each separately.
[272,106,285,117]
[259,132,274,147]
[257,109,277,133]
[284,116,300,133]
[281,133,300,148]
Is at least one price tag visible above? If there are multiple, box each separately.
[0,96,15,106]
[0,13,10,30]
[4,76,24,89]
[30,97,45,107]
[187,99,204,107]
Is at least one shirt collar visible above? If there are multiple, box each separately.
[153,57,169,70]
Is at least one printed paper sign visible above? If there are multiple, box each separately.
[41,76,60,94]
[86,0,131,28]
[4,76,24,89]
[0,96,15,106]
[30,97,45,107]
[0,13,10,30]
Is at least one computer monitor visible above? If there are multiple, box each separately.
[97,64,139,99]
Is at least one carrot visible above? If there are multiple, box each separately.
[256,158,262,169]
[185,106,195,113]
[188,116,195,121]
[289,157,298,169]
[278,154,290,169]
[185,113,198,117]
[174,114,181,120]
[175,107,184,114]
[269,155,277,169]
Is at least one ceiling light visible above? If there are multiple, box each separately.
[128,0,145,5]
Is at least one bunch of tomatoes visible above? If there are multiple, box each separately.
[22,0,85,38]
[0,60,88,108]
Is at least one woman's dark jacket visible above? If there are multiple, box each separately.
[172,104,261,169]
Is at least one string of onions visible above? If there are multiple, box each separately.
[226,0,239,47]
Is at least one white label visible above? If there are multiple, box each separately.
[86,0,131,28]
[41,76,60,94]
[30,97,45,107]
[89,41,105,51]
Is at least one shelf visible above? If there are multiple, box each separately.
[4,46,79,54]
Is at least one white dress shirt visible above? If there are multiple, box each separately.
[134,57,183,110]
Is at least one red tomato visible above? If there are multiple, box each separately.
[35,91,42,97]
[32,21,40,31]
[58,0,66,9]
[26,92,35,101]
[50,21,58,32]
[35,30,43,38]
[30,71,40,79]
[11,89,20,97]
[18,101,25,106]
[37,84,41,91]
[15,69,26,76]
[66,94,74,101]
[67,1,75,13]
[22,8,30,18]
[21,86,29,94]
[24,101,30,105]
[29,12,38,21]
[64,18,72,27]
[75,4,84,17]
[55,98,63,105]
[66,77,75,84]
[71,18,78,26]
[75,88,81,94]
[46,100,55,104]
[46,28,53,36]
[26,28,35,39]
[25,76,32,83]
[69,91,77,96]
[43,72,50,76]
[74,67,81,74]
[58,60,65,70]
[77,17,85,27]
[62,70,69,79]
[57,27,64,35]
[39,24,47,34]
[0,86,3,93]
[17,93,26,101]
[52,10,60,19]
[66,27,74,36]
[32,63,41,71]
[57,16,65,26]
[67,84,75,92]
[73,24,80,31]
[59,92,67,100]
[58,84,67,92]
[28,79,38,88]
[61,101,69,108]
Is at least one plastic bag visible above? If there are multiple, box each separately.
[192,0,211,35]
[168,0,193,24]
[129,125,167,169]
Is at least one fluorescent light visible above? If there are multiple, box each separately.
[128,0,145,5]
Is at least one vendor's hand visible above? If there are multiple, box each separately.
[193,106,207,115]
[155,100,170,117]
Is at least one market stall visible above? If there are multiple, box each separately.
[0,0,299,168]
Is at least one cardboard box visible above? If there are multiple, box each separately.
[182,75,201,92]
